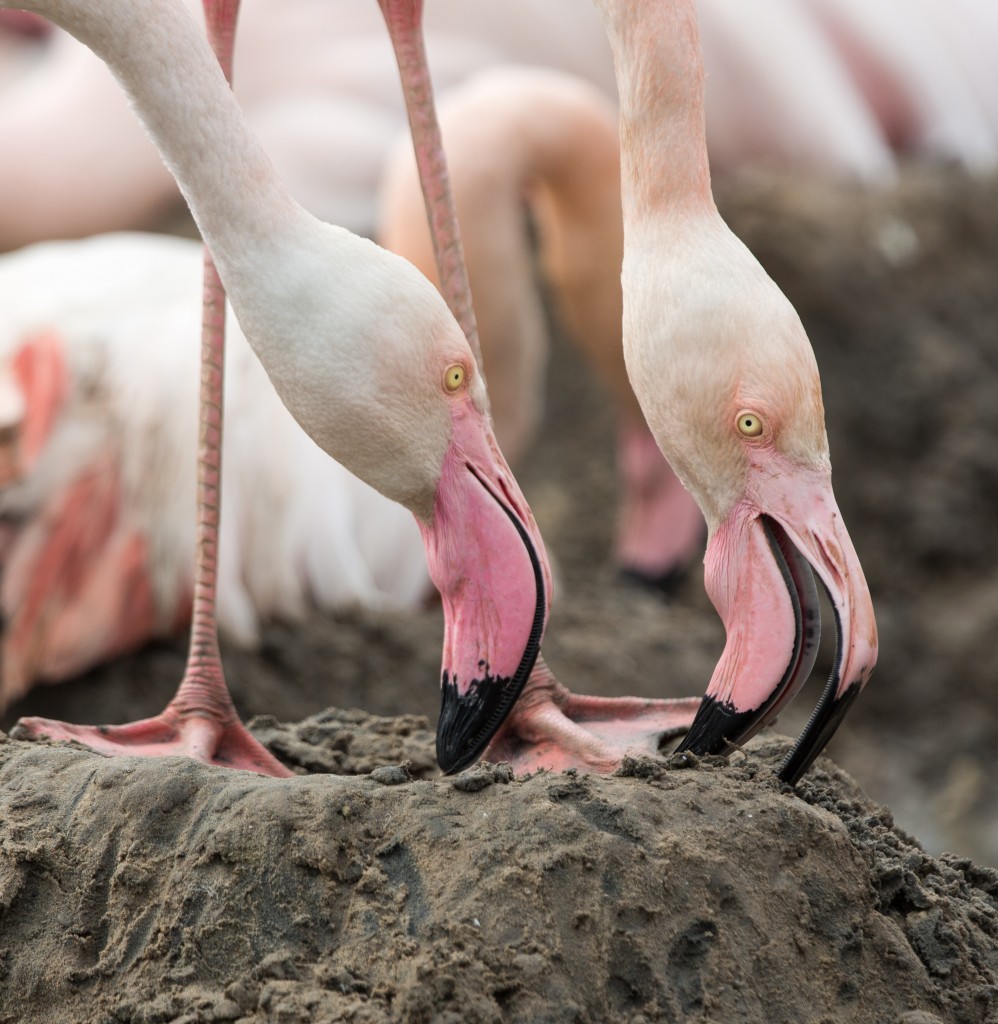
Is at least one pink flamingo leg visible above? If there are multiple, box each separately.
[376,0,482,371]
[13,0,290,778]
[615,420,706,590]
[380,0,701,775]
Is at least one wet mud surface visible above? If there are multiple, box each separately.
[2,167,998,1021]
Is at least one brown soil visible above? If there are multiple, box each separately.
[2,166,998,1022]
[2,724,998,1024]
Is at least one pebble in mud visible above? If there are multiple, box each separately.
[369,762,413,785]
[451,762,515,792]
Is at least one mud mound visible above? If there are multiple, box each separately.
[1,715,996,1024]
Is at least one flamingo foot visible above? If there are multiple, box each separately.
[481,658,701,775]
[11,707,293,777]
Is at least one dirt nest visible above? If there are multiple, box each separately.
[1,715,997,1024]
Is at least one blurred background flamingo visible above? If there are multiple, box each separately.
[3,0,997,256]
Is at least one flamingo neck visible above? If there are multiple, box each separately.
[594,0,715,223]
[12,0,304,273]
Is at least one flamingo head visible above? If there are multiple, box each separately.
[624,220,877,783]
[339,289,551,777]
[410,355,551,776]
[244,230,552,775]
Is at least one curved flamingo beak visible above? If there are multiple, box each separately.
[419,400,551,774]
[676,459,877,784]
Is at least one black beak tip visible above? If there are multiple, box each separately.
[778,681,862,786]
[435,672,521,776]
[435,742,473,776]
[675,695,759,757]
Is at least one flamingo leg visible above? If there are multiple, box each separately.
[12,0,290,778]
[376,0,483,370]
[15,710,286,776]
[615,420,706,592]
[380,0,703,776]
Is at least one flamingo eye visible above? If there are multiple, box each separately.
[443,363,466,393]
[736,411,764,437]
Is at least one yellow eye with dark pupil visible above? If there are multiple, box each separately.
[444,364,465,392]
[737,412,764,437]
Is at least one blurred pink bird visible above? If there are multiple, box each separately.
[378,66,705,590]
[0,233,432,712]
[4,0,994,256]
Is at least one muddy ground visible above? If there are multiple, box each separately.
[2,167,998,1022]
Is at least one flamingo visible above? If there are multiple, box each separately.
[4,0,556,777]
[0,69,706,772]
[378,66,705,588]
[591,0,878,783]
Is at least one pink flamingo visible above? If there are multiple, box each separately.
[374,0,878,781]
[592,0,878,783]
[5,0,554,776]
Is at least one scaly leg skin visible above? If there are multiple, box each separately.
[482,657,701,774]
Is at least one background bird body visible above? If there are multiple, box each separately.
[379,66,706,585]
[802,0,998,168]
[4,0,996,255]
[0,233,428,710]
[696,0,895,181]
